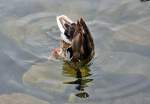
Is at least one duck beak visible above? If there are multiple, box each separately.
[57,15,73,44]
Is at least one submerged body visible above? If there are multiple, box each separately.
[51,15,95,65]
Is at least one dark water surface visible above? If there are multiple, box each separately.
[0,0,150,104]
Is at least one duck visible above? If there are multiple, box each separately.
[51,15,95,65]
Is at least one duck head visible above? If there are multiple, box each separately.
[56,15,95,64]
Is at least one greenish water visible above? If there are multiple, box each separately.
[0,0,150,104]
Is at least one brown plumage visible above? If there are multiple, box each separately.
[71,18,94,63]
[51,15,95,65]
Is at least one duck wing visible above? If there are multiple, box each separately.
[79,18,94,51]
[71,18,94,62]
[56,15,74,44]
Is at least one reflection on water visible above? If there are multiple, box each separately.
[62,62,93,98]
[0,0,150,104]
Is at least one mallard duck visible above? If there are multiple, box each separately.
[51,15,95,64]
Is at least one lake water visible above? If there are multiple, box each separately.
[0,0,150,104]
